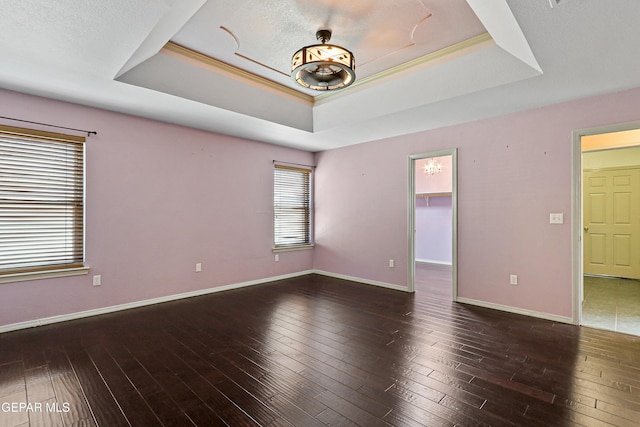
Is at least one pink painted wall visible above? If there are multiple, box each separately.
[314,87,640,319]
[4,86,640,326]
[0,89,314,327]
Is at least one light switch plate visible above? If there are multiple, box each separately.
[550,213,563,224]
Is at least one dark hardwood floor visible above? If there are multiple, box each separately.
[2,266,640,426]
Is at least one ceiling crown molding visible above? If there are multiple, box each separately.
[162,33,494,107]
[161,42,314,104]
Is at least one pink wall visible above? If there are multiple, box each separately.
[314,87,640,319]
[4,86,640,327]
[0,89,314,328]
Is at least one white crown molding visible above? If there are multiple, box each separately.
[162,33,494,107]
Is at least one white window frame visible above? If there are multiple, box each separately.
[0,125,89,284]
[273,163,314,252]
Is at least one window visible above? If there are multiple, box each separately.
[273,164,313,250]
[0,125,86,281]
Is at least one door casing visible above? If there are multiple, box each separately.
[408,149,458,296]
[572,120,640,324]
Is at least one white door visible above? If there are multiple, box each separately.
[583,168,640,279]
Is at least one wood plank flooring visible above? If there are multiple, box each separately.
[2,267,640,426]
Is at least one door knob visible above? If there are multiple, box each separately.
[584,227,589,232]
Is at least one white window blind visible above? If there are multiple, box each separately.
[274,164,312,249]
[0,125,85,275]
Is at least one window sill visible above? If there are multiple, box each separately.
[272,244,315,253]
[0,266,90,284]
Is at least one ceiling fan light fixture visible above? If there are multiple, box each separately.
[291,29,355,91]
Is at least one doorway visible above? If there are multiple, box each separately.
[408,149,457,297]
[572,123,640,334]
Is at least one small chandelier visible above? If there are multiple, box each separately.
[424,158,442,176]
[291,29,355,91]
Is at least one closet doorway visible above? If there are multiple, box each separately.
[580,130,640,335]
[573,123,640,334]
[408,149,457,298]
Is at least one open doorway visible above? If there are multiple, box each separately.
[408,149,457,298]
[573,124,640,335]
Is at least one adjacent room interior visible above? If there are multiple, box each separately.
[581,129,640,335]
[412,154,455,299]
[2,1,640,426]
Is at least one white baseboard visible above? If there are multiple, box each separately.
[314,271,572,324]
[455,297,574,324]
[415,259,452,266]
[0,270,314,334]
[313,270,411,292]
[1,270,575,334]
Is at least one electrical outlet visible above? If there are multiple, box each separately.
[510,274,518,286]
[389,259,395,268]
[275,254,280,262]
[92,275,101,286]
[195,263,202,272]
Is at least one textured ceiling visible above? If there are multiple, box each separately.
[169,0,485,94]
[116,0,541,139]
[1,1,640,152]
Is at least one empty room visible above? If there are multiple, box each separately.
[1,1,640,426]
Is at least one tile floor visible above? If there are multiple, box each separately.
[415,265,640,337]
[582,275,640,336]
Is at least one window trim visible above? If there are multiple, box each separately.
[0,266,90,284]
[0,125,87,283]
[273,163,314,252]
[272,243,314,253]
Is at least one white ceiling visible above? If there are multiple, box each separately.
[1,0,639,152]
[167,0,486,92]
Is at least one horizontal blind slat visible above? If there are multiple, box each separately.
[273,166,311,247]
[0,129,85,275]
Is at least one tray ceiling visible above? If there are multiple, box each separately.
[1,1,640,151]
